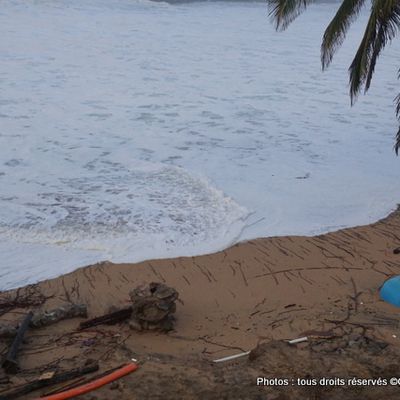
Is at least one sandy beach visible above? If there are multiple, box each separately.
[2,1,400,398]
[1,209,400,399]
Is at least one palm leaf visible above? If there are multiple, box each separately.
[395,126,400,155]
[321,0,366,70]
[395,93,400,155]
[267,0,314,31]
[365,1,400,90]
[349,0,400,103]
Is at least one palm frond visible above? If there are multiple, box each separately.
[395,126,400,155]
[396,91,400,116]
[395,93,400,155]
[321,0,366,70]
[349,0,400,103]
[267,0,314,31]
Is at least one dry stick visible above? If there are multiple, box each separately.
[2,311,33,374]
[39,377,87,397]
[41,364,126,396]
[0,363,99,400]
[79,307,133,330]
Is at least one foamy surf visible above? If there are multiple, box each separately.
[0,162,249,289]
[1,0,400,289]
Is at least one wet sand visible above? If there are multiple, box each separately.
[1,209,400,399]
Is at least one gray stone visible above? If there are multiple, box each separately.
[30,303,87,328]
[129,282,179,332]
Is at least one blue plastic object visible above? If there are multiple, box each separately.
[380,275,400,307]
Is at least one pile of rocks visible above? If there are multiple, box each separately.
[129,282,179,332]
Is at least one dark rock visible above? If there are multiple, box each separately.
[0,324,17,339]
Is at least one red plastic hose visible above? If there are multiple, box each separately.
[38,362,138,400]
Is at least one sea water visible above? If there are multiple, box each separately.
[0,0,399,289]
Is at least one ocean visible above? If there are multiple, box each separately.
[0,0,399,289]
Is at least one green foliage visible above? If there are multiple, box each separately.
[267,0,400,154]
[268,0,314,30]
[321,0,366,70]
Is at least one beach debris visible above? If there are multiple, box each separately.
[288,336,308,345]
[0,376,10,385]
[298,329,337,340]
[0,323,17,339]
[380,275,400,307]
[39,371,56,381]
[129,282,179,332]
[0,362,99,400]
[0,286,52,317]
[81,338,96,347]
[79,307,133,330]
[41,362,127,396]
[2,311,33,374]
[77,282,179,331]
[393,247,400,254]
[40,377,89,397]
[213,351,251,363]
[30,303,87,328]
[38,361,138,400]
[249,337,309,361]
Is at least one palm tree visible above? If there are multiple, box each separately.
[267,0,400,153]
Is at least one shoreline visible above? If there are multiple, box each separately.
[2,202,398,292]
[1,208,400,398]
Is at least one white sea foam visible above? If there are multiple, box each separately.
[0,161,248,288]
[0,0,399,289]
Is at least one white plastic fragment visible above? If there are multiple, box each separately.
[213,351,251,363]
[288,336,308,344]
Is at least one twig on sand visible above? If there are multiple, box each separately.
[198,337,246,353]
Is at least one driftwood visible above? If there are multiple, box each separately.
[2,312,33,374]
[30,304,87,328]
[41,363,126,396]
[0,362,99,400]
[79,307,133,330]
[78,282,179,331]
